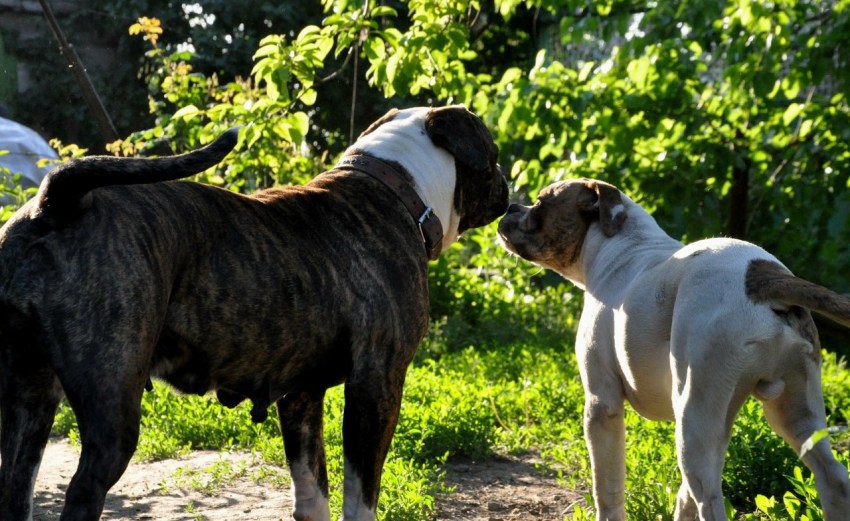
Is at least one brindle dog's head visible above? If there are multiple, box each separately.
[360,105,510,235]
[497,178,626,280]
[423,106,508,233]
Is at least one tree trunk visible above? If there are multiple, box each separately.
[727,153,750,240]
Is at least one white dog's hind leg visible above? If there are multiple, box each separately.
[761,369,850,521]
[674,401,731,520]
[671,351,748,521]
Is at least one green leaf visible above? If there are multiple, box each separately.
[800,428,830,457]
[687,40,703,57]
[364,37,386,60]
[782,76,801,100]
[783,490,801,517]
[497,102,514,134]
[782,102,805,126]
[315,33,335,62]
[754,494,775,513]
[798,119,813,139]
[447,27,467,49]
[386,51,401,85]
[627,57,651,90]
[300,89,317,106]
[578,61,595,82]
[370,5,397,17]
[500,67,522,87]
[286,112,310,145]
[380,27,403,47]
[172,105,200,120]
[296,25,322,42]
[265,77,280,101]
[253,42,281,60]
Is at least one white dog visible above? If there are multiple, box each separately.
[497,178,850,521]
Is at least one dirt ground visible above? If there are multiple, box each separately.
[33,438,587,520]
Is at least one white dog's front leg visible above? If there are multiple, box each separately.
[584,395,627,521]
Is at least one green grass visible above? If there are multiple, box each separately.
[50,342,850,520]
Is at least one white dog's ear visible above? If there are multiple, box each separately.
[580,180,627,237]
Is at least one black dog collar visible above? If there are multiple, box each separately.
[335,154,444,261]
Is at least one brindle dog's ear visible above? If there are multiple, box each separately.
[424,105,494,173]
[358,108,400,138]
[578,180,627,237]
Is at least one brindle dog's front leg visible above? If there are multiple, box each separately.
[340,365,407,521]
[277,391,331,521]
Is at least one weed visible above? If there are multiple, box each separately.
[170,459,248,496]
[183,501,206,521]
[251,464,291,489]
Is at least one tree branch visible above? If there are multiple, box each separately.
[38,0,119,146]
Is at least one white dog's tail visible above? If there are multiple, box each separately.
[746,259,850,329]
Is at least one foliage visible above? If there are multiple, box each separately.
[0,170,36,221]
[423,223,580,356]
[8,1,331,151]
[90,0,850,301]
[487,1,849,295]
[10,1,850,297]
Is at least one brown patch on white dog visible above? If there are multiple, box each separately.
[746,258,850,329]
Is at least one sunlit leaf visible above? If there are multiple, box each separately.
[782,102,805,125]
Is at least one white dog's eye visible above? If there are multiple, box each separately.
[520,207,542,233]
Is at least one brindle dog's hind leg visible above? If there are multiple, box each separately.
[277,391,331,521]
[0,328,64,521]
[49,294,161,521]
[58,351,149,521]
[58,367,146,521]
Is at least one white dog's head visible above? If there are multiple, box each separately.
[497,178,627,283]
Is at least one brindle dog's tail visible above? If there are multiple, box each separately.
[34,128,239,227]
[746,259,850,329]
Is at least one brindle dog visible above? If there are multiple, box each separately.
[0,105,509,521]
